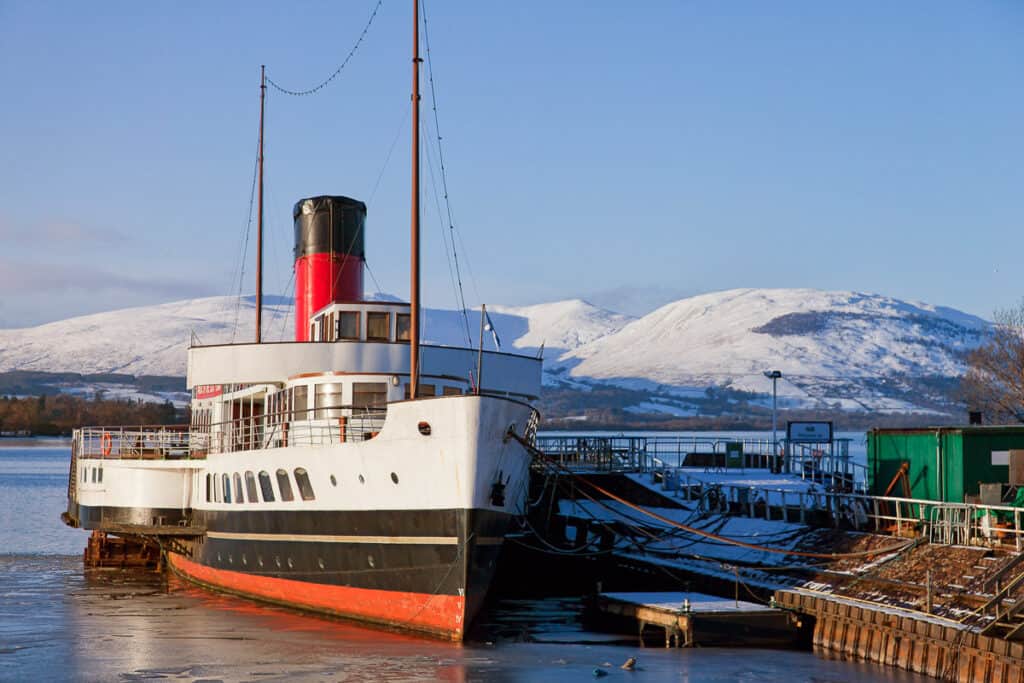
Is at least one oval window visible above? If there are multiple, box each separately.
[418,421,432,436]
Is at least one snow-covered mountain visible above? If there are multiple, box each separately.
[553,288,988,414]
[0,288,989,416]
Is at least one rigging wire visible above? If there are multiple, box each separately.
[421,117,468,344]
[367,103,411,207]
[228,142,260,343]
[266,0,384,96]
[421,0,473,345]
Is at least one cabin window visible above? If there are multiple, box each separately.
[97,467,103,483]
[206,474,213,502]
[315,383,345,419]
[337,311,360,340]
[276,468,295,502]
[443,386,463,396]
[366,312,390,341]
[245,471,259,502]
[396,313,411,342]
[233,473,245,503]
[293,385,309,419]
[222,473,231,504]
[352,382,387,409]
[327,313,336,341]
[404,383,436,399]
[294,467,316,501]
[91,468,97,483]
[258,471,275,502]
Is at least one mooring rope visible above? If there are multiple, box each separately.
[513,432,915,561]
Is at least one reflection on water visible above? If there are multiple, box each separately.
[0,439,930,682]
[0,555,933,683]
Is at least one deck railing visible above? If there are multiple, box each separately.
[74,405,388,460]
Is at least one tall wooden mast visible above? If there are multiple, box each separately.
[256,64,266,344]
[410,0,421,396]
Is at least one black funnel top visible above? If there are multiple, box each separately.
[293,195,366,260]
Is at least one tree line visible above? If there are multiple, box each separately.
[0,394,183,436]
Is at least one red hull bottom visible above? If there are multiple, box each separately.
[167,553,467,640]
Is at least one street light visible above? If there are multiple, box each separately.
[763,370,782,466]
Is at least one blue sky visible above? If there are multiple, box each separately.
[1,1,1021,327]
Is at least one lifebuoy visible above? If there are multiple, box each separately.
[100,432,113,457]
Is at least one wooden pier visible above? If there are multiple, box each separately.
[594,591,800,648]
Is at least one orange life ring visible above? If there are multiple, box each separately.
[101,432,113,457]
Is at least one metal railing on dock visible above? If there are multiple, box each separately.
[654,469,1024,551]
[535,434,865,487]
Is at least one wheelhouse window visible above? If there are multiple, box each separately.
[404,383,436,399]
[315,382,345,419]
[294,468,316,501]
[442,385,463,396]
[366,312,390,341]
[353,382,387,409]
[233,473,245,503]
[276,468,295,502]
[396,313,411,342]
[337,311,360,340]
[244,471,259,503]
[258,471,275,502]
[222,474,231,504]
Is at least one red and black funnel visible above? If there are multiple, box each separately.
[293,195,366,341]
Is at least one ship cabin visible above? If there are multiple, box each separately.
[186,298,541,459]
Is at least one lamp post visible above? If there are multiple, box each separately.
[764,370,782,466]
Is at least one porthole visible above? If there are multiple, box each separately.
[227,554,233,564]
[330,475,337,487]
[241,554,247,566]
[287,557,294,569]
[417,421,432,436]
[257,556,264,568]
[358,474,365,484]
[217,553,222,562]
[391,472,399,484]
[367,555,375,568]
[275,556,281,568]
[317,558,325,570]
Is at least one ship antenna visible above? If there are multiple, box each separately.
[410,0,421,396]
[255,64,266,344]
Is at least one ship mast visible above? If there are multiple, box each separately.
[410,0,421,396]
[255,65,266,344]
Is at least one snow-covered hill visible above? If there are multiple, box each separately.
[553,288,988,413]
[0,288,989,415]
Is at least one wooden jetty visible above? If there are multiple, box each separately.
[595,591,800,648]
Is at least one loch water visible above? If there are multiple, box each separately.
[0,438,930,682]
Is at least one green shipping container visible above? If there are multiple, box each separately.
[867,426,1024,502]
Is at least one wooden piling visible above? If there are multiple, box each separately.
[776,589,1024,683]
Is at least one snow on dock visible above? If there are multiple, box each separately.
[595,591,799,648]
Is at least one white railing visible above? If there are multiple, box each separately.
[75,425,192,459]
[73,405,388,460]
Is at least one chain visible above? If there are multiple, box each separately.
[266,0,383,96]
